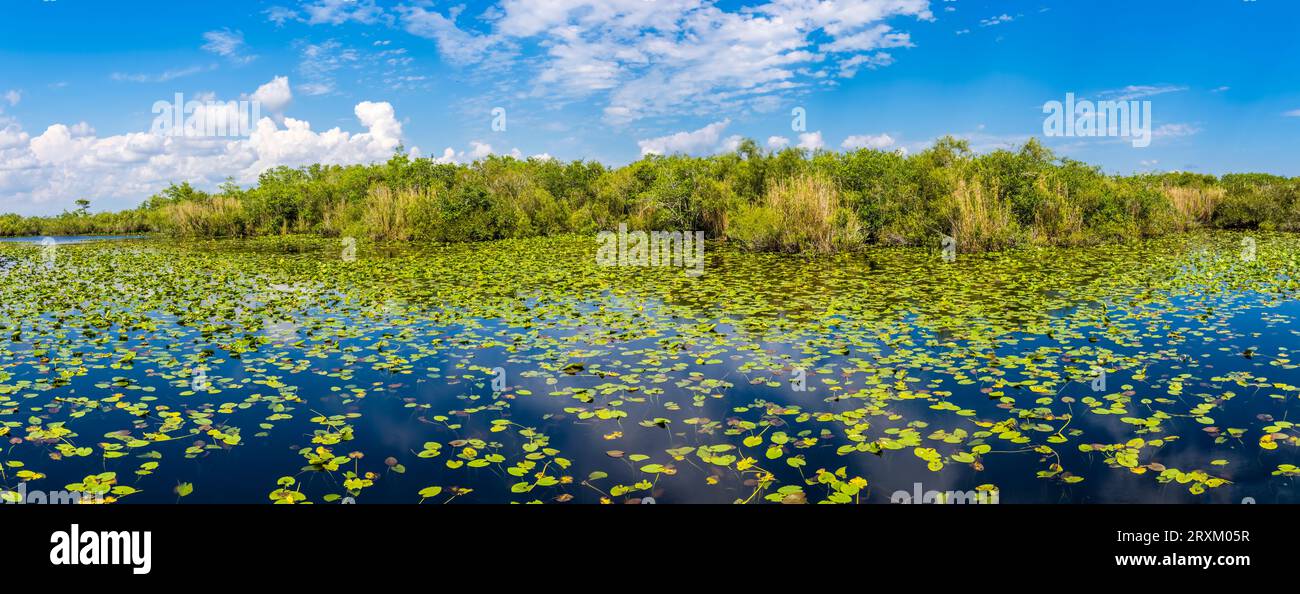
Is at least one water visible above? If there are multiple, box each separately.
[0,235,145,245]
[0,232,1297,504]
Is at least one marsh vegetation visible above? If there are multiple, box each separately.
[4,138,1299,256]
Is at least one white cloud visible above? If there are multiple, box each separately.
[266,6,299,26]
[719,135,748,153]
[1284,109,1300,117]
[767,136,790,150]
[68,122,96,138]
[295,40,360,96]
[468,141,494,160]
[1153,123,1201,138]
[430,141,524,164]
[637,119,731,156]
[298,83,334,97]
[837,52,896,77]
[0,126,30,150]
[0,77,403,215]
[399,6,501,66]
[797,131,825,151]
[250,76,293,113]
[1100,84,1188,102]
[818,24,913,53]
[979,14,1016,27]
[110,65,215,83]
[3,90,21,107]
[842,133,895,150]
[302,0,389,25]
[402,0,932,124]
[202,29,256,64]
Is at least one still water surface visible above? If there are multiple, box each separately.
[0,232,1296,504]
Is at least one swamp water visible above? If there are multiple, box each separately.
[0,231,1297,504]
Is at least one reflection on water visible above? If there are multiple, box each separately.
[0,235,145,245]
[0,231,1297,504]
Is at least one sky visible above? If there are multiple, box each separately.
[0,0,1297,216]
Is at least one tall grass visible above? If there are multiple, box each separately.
[158,196,248,237]
[729,174,857,253]
[949,177,1017,252]
[361,185,418,241]
[1164,185,1222,230]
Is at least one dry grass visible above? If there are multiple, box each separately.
[363,185,436,241]
[319,199,353,237]
[1029,179,1084,246]
[766,174,840,253]
[1164,185,1223,229]
[161,196,246,237]
[949,178,1016,252]
[726,174,849,253]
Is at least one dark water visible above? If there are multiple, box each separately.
[0,232,1297,504]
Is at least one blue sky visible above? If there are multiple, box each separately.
[0,0,1297,215]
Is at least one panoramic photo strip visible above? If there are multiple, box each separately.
[1,0,1294,579]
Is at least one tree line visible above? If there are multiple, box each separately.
[2,137,1295,253]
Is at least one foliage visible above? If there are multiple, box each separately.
[5,140,1299,253]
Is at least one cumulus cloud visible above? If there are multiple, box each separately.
[0,77,403,215]
[0,127,29,150]
[842,133,895,150]
[797,131,825,151]
[637,119,731,156]
[430,141,524,164]
[767,136,790,150]
[719,135,748,153]
[250,76,293,113]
